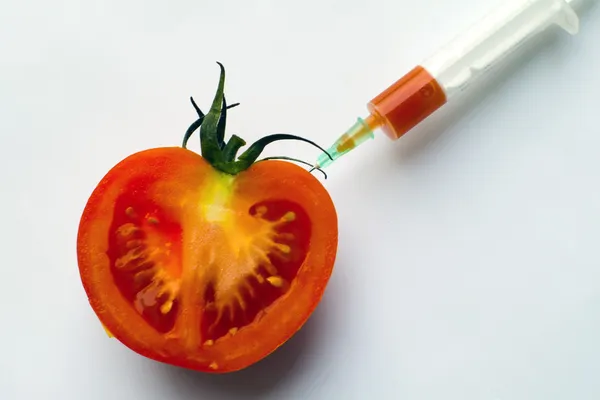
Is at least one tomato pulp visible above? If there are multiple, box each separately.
[76,64,338,373]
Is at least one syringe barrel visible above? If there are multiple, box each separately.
[369,0,580,140]
[367,66,447,140]
[422,0,579,99]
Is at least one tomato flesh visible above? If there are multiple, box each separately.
[77,147,338,372]
[108,195,183,333]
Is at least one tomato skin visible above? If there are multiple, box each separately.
[77,147,338,373]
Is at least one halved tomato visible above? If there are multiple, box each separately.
[76,63,338,373]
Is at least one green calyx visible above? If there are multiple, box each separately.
[182,62,331,177]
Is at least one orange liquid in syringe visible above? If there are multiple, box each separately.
[367,66,447,140]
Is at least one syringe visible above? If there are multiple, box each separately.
[315,0,592,168]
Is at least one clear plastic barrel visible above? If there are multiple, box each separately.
[422,0,581,99]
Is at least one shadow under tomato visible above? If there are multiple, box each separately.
[158,297,330,399]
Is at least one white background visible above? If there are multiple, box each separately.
[2,0,600,399]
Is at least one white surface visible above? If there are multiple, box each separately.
[1,0,599,399]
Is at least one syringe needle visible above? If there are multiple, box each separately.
[314,116,379,169]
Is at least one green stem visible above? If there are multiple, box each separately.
[216,95,229,149]
[183,97,239,149]
[222,135,246,162]
[182,117,204,148]
[182,62,332,176]
[200,62,226,164]
[190,96,205,118]
[237,134,332,166]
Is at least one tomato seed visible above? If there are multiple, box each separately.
[274,243,291,254]
[266,276,284,288]
[116,223,139,237]
[281,212,295,222]
[255,205,268,217]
